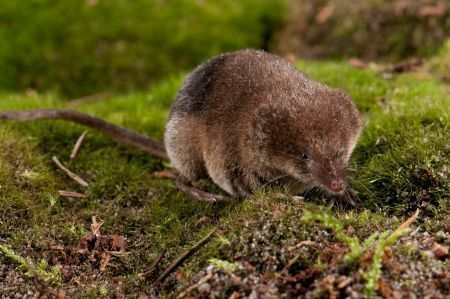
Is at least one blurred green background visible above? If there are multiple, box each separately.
[0,0,448,97]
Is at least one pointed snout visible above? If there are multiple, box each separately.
[329,179,344,193]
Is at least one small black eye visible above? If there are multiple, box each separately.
[300,153,309,160]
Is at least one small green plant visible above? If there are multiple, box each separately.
[0,244,62,286]
[214,235,231,246]
[301,209,414,297]
[208,258,239,272]
[47,194,59,207]
[301,209,371,262]
[362,227,410,297]
[98,285,108,297]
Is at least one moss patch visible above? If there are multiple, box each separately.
[0,56,448,297]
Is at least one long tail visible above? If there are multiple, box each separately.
[0,109,168,160]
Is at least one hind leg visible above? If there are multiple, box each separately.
[164,115,207,182]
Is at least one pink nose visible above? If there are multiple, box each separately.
[329,180,344,192]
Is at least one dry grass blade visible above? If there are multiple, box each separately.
[287,240,316,252]
[99,252,112,272]
[70,130,87,163]
[91,216,104,238]
[105,250,127,257]
[394,209,419,234]
[138,249,167,280]
[58,190,87,198]
[337,277,353,289]
[52,156,89,187]
[151,169,178,180]
[67,91,109,107]
[153,229,218,286]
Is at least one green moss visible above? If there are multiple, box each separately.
[0,56,448,296]
[301,209,368,262]
[0,244,62,286]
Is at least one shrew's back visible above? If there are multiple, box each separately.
[170,49,314,123]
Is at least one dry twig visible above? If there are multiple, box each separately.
[58,190,87,198]
[151,169,178,180]
[0,109,168,160]
[91,216,104,237]
[287,240,316,252]
[394,209,419,234]
[153,229,218,286]
[69,130,87,164]
[67,91,109,107]
[138,249,167,280]
[52,156,89,187]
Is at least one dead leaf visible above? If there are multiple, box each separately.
[382,247,393,264]
[151,169,177,180]
[111,234,125,251]
[430,242,448,260]
[315,5,334,23]
[347,58,367,69]
[378,278,394,299]
[391,59,423,73]
[99,252,112,272]
[57,290,66,299]
[77,233,96,254]
[337,276,352,289]
[321,243,346,266]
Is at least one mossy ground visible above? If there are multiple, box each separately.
[0,53,448,298]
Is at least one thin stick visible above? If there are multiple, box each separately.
[138,249,167,280]
[0,109,239,203]
[153,229,217,286]
[52,156,89,187]
[393,209,419,234]
[90,216,104,237]
[70,131,87,164]
[151,169,178,180]
[58,190,87,198]
[0,109,168,160]
[68,91,109,107]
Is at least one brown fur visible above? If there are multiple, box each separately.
[164,50,363,197]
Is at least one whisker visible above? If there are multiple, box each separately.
[262,174,290,188]
[268,149,306,164]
